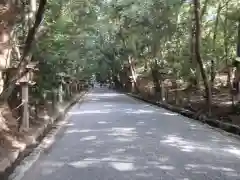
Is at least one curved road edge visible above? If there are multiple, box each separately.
[7,91,88,180]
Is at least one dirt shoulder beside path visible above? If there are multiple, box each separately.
[0,91,87,180]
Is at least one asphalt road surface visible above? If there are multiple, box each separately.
[21,87,240,180]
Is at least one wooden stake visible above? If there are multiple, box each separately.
[21,82,29,130]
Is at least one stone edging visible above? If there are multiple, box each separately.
[0,91,87,180]
[126,92,240,138]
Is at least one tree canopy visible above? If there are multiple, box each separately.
[1,0,240,111]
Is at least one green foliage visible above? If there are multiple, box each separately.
[33,0,240,89]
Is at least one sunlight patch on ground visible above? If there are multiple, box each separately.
[90,98,100,101]
[185,164,236,172]
[157,165,175,170]
[103,104,114,107]
[112,148,126,153]
[223,147,240,158]
[65,123,74,127]
[126,109,154,114]
[78,129,92,133]
[108,127,136,137]
[224,171,239,177]
[95,140,105,145]
[84,149,95,154]
[68,156,135,170]
[68,109,111,115]
[98,121,108,124]
[160,135,212,152]
[146,131,153,135]
[136,121,145,125]
[159,156,169,162]
[68,160,98,168]
[80,136,97,141]
[64,128,107,134]
[64,128,116,135]
[89,93,123,97]
[111,127,136,132]
[110,162,135,171]
[65,129,83,134]
[162,112,178,116]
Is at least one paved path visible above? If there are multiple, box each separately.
[21,88,240,180]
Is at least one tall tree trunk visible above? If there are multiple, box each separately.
[190,0,209,89]
[0,1,20,118]
[193,0,212,114]
[128,56,138,93]
[223,3,231,88]
[189,5,200,89]
[0,0,47,103]
[151,62,161,101]
[144,58,148,72]
[19,0,38,131]
[0,2,19,93]
[210,3,221,89]
[118,29,139,93]
[200,0,210,22]
[235,20,240,103]
[151,37,162,100]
